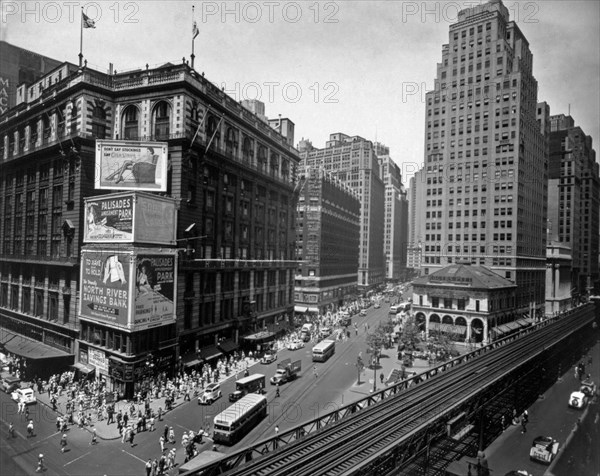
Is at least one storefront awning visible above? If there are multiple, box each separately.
[72,362,96,374]
[515,318,534,328]
[1,332,73,360]
[294,306,308,313]
[198,345,222,361]
[242,331,276,342]
[307,307,319,313]
[217,339,239,354]
[429,322,467,334]
[184,358,202,368]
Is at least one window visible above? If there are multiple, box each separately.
[122,105,139,140]
[152,101,171,139]
[91,105,107,139]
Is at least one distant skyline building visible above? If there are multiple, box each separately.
[294,167,361,314]
[546,111,599,296]
[407,169,426,270]
[421,0,548,318]
[378,153,408,281]
[299,133,386,291]
[0,41,62,116]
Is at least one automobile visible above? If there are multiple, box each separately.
[568,390,588,409]
[261,350,278,364]
[359,309,368,316]
[287,340,304,350]
[374,303,381,309]
[580,379,597,397]
[198,383,221,405]
[228,390,244,402]
[529,436,559,464]
[319,327,332,338]
[1,376,21,393]
[341,316,352,327]
[11,387,37,405]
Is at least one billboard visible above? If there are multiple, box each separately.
[79,249,177,331]
[84,192,176,245]
[95,140,168,192]
[133,254,176,330]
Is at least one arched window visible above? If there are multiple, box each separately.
[152,101,171,140]
[225,127,238,156]
[257,145,267,163]
[270,152,279,176]
[242,136,253,162]
[121,105,139,140]
[205,116,220,146]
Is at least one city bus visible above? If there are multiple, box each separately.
[229,374,265,401]
[312,339,336,362]
[213,393,268,445]
[399,301,411,312]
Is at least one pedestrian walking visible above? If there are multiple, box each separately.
[275,425,279,436]
[151,458,158,476]
[25,406,30,420]
[158,406,163,421]
[129,428,135,447]
[90,426,97,445]
[148,415,155,432]
[160,435,166,452]
[163,424,169,441]
[168,426,175,444]
[36,454,45,473]
[145,459,152,476]
[8,422,15,439]
[27,420,34,438]
[522,410,529,425]
[60,433,68,452]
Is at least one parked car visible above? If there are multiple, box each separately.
[529,436,559,464]
[261,350,278,364]
[287,340,304,350]
[11,387,37,405]
[1,376,21,393]
[198,383,221,405]
[568,390,588,409]
[374,303,381,309]
[360,309,368,316]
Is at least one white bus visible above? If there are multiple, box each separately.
[312,339,336,362]
[213,393,268,445]
[399,301,411,312]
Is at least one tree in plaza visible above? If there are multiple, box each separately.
[366,323,388,366]
[400,316,420,351]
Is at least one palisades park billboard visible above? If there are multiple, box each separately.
[83,192,176,245]
[79,249,177,331]
[95,140,168,192]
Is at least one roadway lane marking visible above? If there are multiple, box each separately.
[64,451,91,466]
[121,449,146,463]
[39,430,62,442]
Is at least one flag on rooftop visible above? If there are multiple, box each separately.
[83,12,96,29]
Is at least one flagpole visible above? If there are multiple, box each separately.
[79,7,83,67]
[191,5,196,69]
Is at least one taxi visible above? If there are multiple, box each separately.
[11,387,37,405]
[568,390,588,409]
[529,436,559,464]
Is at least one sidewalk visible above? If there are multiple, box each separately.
[5,358,261,441]
[340,342,472,402]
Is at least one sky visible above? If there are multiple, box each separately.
[2,0,599,182]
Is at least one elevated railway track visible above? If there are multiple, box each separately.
[186,303,596,476]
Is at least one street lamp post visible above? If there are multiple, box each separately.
[372,354,377,393]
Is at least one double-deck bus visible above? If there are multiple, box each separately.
[312,339,336,362]
[213,393,268,445]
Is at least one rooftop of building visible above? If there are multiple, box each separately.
[413,262,516,289]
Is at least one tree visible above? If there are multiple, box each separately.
[401,316,420,351]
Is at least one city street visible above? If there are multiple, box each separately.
[0,297,417,474]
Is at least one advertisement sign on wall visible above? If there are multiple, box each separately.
[80,250,132,329]
[134,254,176,330]
[89,347,109,374]
[95,140,168,192]
[83,192,176,245]
[80,249,177,331]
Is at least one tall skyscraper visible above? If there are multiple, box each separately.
[407,170,427,271]
[378,154,408,280]
[546,112,599,296]
[299,133,386,291]
[421,0,548,316]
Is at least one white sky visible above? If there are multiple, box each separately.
[2,0,599,182]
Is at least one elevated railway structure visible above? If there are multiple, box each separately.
[185,303,597,475]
